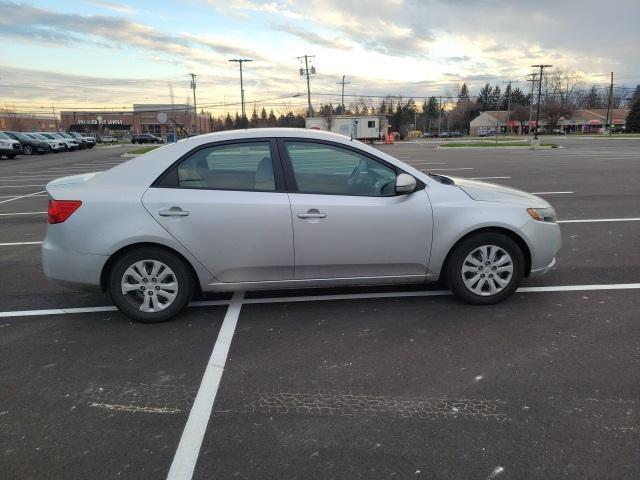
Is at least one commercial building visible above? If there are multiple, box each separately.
[470,109,629,135]
[0,112,58,131]
[60,104,212,140]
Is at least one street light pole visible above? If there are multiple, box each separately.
[229,59,253,128]
[531,64,553,140]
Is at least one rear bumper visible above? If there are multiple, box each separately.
[42,237,107,291]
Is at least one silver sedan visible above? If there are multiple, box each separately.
[42,129,561,322]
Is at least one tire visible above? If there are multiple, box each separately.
[24,145,33,155]
[7,154,16,159]
[445,232,525,305]
[108,247,194,323]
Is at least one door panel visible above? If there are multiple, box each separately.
[289,191,432,279]
[143,188,294,282]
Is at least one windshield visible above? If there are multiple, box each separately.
[28,133,46,140]
[0,132,10,139]
[57,132,73,138]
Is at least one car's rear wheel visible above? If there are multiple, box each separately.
[446,232,524,305]
[108,248,194,323]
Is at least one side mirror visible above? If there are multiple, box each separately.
[395,173,417,194]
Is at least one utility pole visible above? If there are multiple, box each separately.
[189,73,198,134]
[298,55,316,117]
[531,64,553,140]
[229,58,253,128]
[503,80,517,135]
[526,73,538,136]
[337,75,350,114]
[437,96,442,137]
[605,72,614,136]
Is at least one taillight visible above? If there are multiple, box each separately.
[48,200,82,224]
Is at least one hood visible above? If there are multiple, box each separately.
[447,176,549,207]
[47,171,103,187]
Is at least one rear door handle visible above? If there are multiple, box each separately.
[159,207,189,217]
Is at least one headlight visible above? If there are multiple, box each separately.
[527,207,557,223]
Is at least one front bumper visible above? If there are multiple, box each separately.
[520,219,562,278]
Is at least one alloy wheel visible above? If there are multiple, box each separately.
[120,260,179,312]
[461,245,514,296]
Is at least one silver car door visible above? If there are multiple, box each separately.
[281,140,433,280]
[143,140,294,283]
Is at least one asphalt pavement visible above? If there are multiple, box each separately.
[1,137,639,479]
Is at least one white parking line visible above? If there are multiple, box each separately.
[0,194,47,198]
[167,291,245,480]
[0,211,46,216]
[0,191,46,204]
[469,176,511,180]
[0,185,46,188]
[558,217,640,223]
[429,168,474,171]
[0,241,43,247]
[2,283,639,319]
[530,191,574,195]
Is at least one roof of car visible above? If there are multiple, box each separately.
[179,127,353,147]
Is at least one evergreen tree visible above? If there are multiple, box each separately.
[626,91,640,132]
[224,113,234,130]
[584,85,601,109]
[268,109,277,127]
[510,87,529,107]
[260,107,268,127]
[475,83,493,111]
[458,83,470,100]
[250,108,259,128]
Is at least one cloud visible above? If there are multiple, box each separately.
[0,1,261,65]
[274,23,352,50]
[84,0,137,14]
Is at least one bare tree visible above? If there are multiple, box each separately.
[541,101,574,131]
[542,67,584,106]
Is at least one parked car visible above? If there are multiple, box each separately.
[132,133,163,144]
[447,131,464,138]
[26,133,66,152]
[42,128,561,323]
[69,132,96,148]
[101,135,118,143]
[422,131,439,138]
[3,131,51,155]
[38,132,79,151]
[478,129,496,137]
[0,131,22,158]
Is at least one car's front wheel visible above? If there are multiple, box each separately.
[23,145,33,155]
[446,232,524,305]
[108,247,194,323]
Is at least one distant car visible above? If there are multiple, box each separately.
[448,131,463,138]
[26,133,66,152]
[57,131,87,149]
[422,132,439,138]
[478,129,496,137]
[42,128,561,323]
[132,133,163,144]
[101,136,118,143]
[69,132,96,148]
[3,131,50,155]
[0,131,22,158]
[38,132,79,151]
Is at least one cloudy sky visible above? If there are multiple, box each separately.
[1,0,638,115]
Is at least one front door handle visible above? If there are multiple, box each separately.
[159,207,189,217]
[297,211,326,219]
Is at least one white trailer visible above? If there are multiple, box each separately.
[305,115,385,141]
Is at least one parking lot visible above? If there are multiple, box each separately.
[1,137,639,479]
